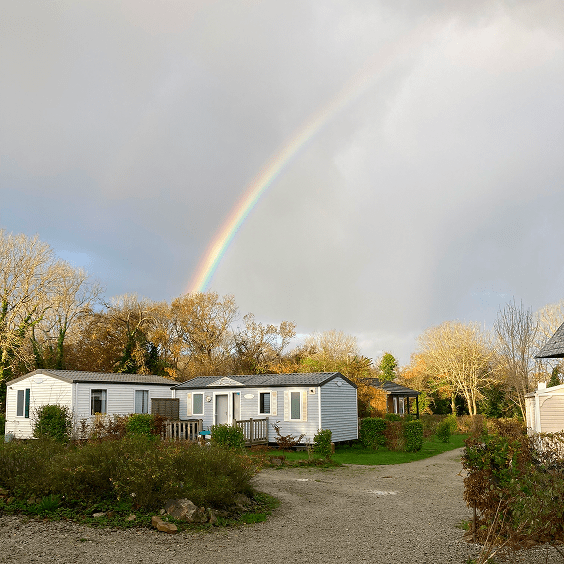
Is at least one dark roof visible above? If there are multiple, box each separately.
[536,322,564,359]
[173,372,356,389]
[364,378,420,397]
[7,369,176,386]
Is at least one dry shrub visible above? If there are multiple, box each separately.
[383,421,404,451]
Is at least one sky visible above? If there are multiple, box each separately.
[1,0,563,367]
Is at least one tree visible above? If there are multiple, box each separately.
[493,298,539,419]
[29,263,102,370]
[300,330,358,372]
[169,292,238,377]
[232,313,296,374]
[378,352,397,382]
[0,231,64,391]
[418,321,496,416]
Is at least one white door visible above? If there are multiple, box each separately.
[215,394,229,425]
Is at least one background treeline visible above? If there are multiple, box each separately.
[1,230,563,419]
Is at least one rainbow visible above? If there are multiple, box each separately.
[187,18,437,294]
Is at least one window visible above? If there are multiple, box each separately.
[290,391,301,420]
[192,393,204,416]
[135,390,149,414]
[17,389,30,418]
[259,392,270,414]
[91,389,107,415]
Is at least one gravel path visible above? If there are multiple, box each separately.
[0,448,561,563]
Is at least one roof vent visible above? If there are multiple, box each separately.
[538,382,547,391]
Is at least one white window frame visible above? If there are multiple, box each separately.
[259,391,271,415]
[192,392,204,416]
[135,390,149,414]
[16,388,30,418]
[91,389,107,415]
[289,391,301,420]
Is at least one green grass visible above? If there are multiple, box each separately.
[280,434,468,465]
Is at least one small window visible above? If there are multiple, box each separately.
[135,390,149,414]
[290,391,301,420]
[192,393,204,415]
[259,392,270,414]
[16,389,30,418]
[91,389,107,415]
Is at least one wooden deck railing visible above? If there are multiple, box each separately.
[162,419,202,441]
[235,417,269,445]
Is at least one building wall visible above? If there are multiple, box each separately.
[73,383,173,420]
[320,375,358,442]
[5,374,73,439]
[178,386,323,443]
[539,392,564,433]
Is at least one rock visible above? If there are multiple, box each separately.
[207,508,218,525]
[159,508,166,515]
[270,457,283,466]
[165,499,207,523]
[92,512,106,518]
[151,516,177,534]
[126,514,136,522]
[233,494,251,509]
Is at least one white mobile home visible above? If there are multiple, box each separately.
[5,370,176,439]
[525,382,564,434]
[172,372,358,443]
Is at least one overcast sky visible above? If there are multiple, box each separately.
[1,0,563,366]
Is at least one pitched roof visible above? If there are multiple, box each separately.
[536,322,564,359]
[173,372,356,389]
[7,369,176,386]
[364,378,420,397]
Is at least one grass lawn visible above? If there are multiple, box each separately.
[278,434,468,465]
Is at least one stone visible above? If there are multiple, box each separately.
[165,499,207,523]
[207,508,218,525]
[151,515,177,534]
[159,508,166,515]
[126,514,136,521]
[270,457,283,466]
[92,512,106,518]
[233,493,251,509]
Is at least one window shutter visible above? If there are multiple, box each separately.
[283,391,289,421]
[25,389,30,418]
[271,391,277,416]
[186,393,192,417]
[301,390,307,421]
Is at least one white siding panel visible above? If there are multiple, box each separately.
[74,383,173,420]
[539,393,564,433]
[320,376,358,442]
[5,374,73,439]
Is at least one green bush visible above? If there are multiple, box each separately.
[436,419,451,443]
[0,436,256,510]
[125,414,157,438]
[359,417,387,449]
[444,413,458,434]
[313,429,333,459]
[210,424,245,449]
[384,413,402,422]
[0,414,5,436]
[403,420,423,452]
[33,405,73,443]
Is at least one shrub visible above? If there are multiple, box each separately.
[384,413,402,422]
[33,405,73,443]
[313,429,333,459]
[359,417,387,449]
[383,420,404,451]
[211,424,245,449]
[0,414,5,436]
[444,413,458,434]
[404,420,423,452]
[436,419,451,443]
[125,414,158,439]
[0,435,257,511]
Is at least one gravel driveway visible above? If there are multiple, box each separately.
[0,447,561,563]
